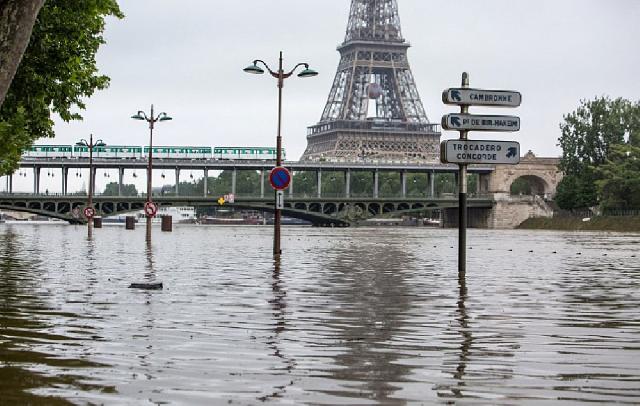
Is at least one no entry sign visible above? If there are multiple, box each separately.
[144,201,158,217]
[83,207,95,219]
[269,166,291,190]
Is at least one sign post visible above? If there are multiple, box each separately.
[269,166,291,256]
[441,73,521,277]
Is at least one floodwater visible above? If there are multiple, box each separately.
[0,224,639,405]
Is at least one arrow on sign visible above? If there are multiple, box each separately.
[451,90,462,102]
[506,147,518,158]
[450,116,462,127]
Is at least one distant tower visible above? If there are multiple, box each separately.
[301,0,440,162]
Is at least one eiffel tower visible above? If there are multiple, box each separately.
[301,0,440,163]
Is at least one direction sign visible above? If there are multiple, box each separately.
[276,190,284,209]
[144,201,158,217]
[441,140,520,165]
[442,114,520,132]
[83,207,95,219]
[269,167,291,190]
[443,88,521,107]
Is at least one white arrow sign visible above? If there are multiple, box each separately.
[276,190,284,209]
[443,88,522,107]
[441,140,520,165]
[442,114,520,132]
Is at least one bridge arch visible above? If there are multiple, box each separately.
[487,151,563,197]
[509,174,550,196]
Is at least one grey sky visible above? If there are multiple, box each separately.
[47,0,639,161]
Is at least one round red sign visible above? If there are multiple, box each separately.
[269,167,291,191]
[144,201,158,217]
[83,207,96,219]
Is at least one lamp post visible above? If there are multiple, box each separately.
[131,105,172,241]
[244,51,317,256]
[76,134,105,236]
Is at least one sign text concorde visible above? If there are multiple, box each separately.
[440,140,520,165]
[442,114,520,132]
[443,88,522,107]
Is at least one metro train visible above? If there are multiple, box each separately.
[22,145,286,160]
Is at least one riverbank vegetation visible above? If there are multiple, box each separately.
[555,97,640,211]
[518,216,640,232]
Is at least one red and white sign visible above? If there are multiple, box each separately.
[144,201,158,217]
[269,166,291,191]
[83,207,96,219]
[224,193,235,203]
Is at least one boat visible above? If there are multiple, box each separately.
[136,206,197,224]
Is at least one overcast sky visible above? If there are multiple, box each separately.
[45,0,640,160]
[6,0,639,193]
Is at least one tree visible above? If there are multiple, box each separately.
[594,144,640,210]
[0,0,45,107]
[556,97,640,209]
[0,0,123,175]
[103,182,138,196]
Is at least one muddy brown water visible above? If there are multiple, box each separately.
[0,224,639,404]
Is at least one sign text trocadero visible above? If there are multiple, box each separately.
[441,140,521,165]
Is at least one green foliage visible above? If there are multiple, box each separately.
[594,144,640,210]
[0,0,123,175]
[558,97,636,176]
[103,182,138,196]
[510,177,531,195]
[554,171,598,210]
[556,97,640,209]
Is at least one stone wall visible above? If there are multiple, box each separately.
[488,194,554,229]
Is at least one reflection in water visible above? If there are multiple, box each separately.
[258,258,296,402]
[318,241,416,403]
[438,273,474,399]
[0,228,109,404]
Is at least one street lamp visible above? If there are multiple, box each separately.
[76,134,106,235]
[243,51,317,256]
[131,105,172,241]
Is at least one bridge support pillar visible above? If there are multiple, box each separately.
[61,167,68,195]
[118,167,124,196]
[429,172,435,197]
[204,169,209,197]
[33,167,40,194]
[345,169,350,198]
[289,172,294,197]
[231,168,237,195]
[373,170,379,199]
[259,169,264,198]
[401,171,407,198]
[175,168,180,195]
[317,169,322,198]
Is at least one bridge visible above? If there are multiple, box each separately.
[0,194,495,227]
[0,152,561,227]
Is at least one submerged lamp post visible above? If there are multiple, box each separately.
[76,134,105,236]
[243,51,317,256]
[131,105,172,241]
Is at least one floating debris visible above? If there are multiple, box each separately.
[129,282,163,290]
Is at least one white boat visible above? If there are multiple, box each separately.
[136,206,197,224]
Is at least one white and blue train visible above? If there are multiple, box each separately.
[22,145,286,160]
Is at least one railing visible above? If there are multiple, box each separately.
[307,119,440,136]
[0,191,493,200]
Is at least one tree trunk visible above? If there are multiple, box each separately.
[0,0,45,107]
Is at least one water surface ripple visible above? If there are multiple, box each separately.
[0,225,639,404]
